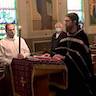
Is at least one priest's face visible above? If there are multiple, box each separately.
[6,24,15,38]
[64,16,74,32]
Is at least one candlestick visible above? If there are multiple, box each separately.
[18,26,22,54]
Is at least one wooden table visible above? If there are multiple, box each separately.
[10,58,68,96]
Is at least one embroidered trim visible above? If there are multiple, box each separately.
[60,37,89,53]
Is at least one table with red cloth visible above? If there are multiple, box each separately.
[10,56,68,96]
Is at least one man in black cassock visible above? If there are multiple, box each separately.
[53,13,95,96]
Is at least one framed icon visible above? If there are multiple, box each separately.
[89,0,96,25]
[31,0,57,31]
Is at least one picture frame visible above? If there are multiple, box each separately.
[31,0,57,31]
[89,0,96,25]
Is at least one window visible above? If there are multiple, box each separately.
[0,0,16,39]
[67,0,83,22]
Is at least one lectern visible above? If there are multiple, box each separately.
[10,58,68,96]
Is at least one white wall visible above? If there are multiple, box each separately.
[16,0,30,38]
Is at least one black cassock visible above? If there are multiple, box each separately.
[54,29,96,96]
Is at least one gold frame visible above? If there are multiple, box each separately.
[89,0,96,25]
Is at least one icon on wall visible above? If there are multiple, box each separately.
[89,0,96,25]
[32,0,57,31]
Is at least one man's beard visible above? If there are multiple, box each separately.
[8,34,15,38]
[66,26,72,32]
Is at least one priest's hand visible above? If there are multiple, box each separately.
[17,53,24,59]
[52,54,65,61]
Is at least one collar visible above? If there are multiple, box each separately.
[67,29,83,36]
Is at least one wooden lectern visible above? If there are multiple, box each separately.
[10,58,68,96]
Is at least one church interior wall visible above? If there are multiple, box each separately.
[16,0,96,53]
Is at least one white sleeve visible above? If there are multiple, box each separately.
[0,45,12,65]
[21,38,30,58]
